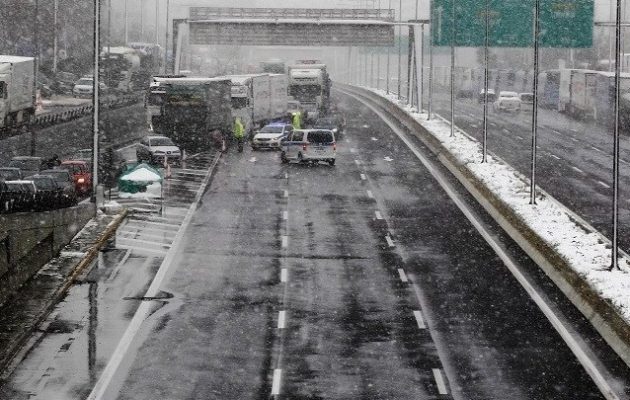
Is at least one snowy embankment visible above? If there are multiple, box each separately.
[367,88,630,325]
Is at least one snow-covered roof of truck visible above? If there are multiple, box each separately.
[0,55,34,63]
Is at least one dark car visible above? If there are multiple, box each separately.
[313,116,345,135]
[4,180,37,212]
[9,156,44,178]
[0,167,22,181]
[40,169,78,206]
[27,175,62,210]
[59,160,92,195]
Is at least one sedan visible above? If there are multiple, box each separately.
[137,135,182,166]
[40,169,78,206]
[252,123,293,150]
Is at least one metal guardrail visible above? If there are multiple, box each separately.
[190,7,395,22]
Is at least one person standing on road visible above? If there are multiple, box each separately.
[291,112,302,130]
[233,117,245,150]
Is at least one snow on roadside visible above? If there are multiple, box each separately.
[368,87,630,321]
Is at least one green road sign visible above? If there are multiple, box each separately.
[431,0,593,48]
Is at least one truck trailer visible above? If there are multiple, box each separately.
[0,56,35,131]
[157,78,232,151]
[99,47,141,93]
[287,61,331,121]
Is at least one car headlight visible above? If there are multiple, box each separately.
[153,150,165,155]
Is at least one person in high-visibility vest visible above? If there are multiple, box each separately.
[291,112,302,130]
[233,117,245,152]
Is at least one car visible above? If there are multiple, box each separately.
[0,167,22,181]
[59,160,92,195]
[40,169,78,206]
[54,71,79,95]
[281,129,336,166]
[493,91,521,112]
[4,180,37,212]
[251,123,294,150]
[519,92,534,111]
[136,135,182,166]
[8,156,43,178]
[72,76,107,98]
[0,180,12,213]
[478,88,496,103]
[26,175,63,210]
[313,116,345,135]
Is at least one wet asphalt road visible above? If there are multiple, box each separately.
[430,89,630,252]
[2,92,630,399]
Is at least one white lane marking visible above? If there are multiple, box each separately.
[398,268,409,283]
[281,235,289,248]
[549,154,561,160]
[621,159,629,165]
[87,153,219,400]
[350,148,357,153]
[384,156,394,162]
[360,173,367,180]
[282,211,288,221]
[249,157,257,163]
[552,129,562,135]
[356,96,622,400]
[278,311,286,329]
[363,124,371,128]
[367,190,374,199]
[371,137,378,141]
[285,172,288,179]
[570,136,579,143]
[283,190,289,198]
[413,310,426,329]
[355,159,361,165]
[515,135,524,140]
[570,128,578,132]
[385,235,395,248]
[271,369,282,395]
[489,122,497,127]
[598,180,611,189]
[502,128,510,134]
[280,268,288,283]
[591,146,605,154]
[432,368,448,394]
[375,210,383,220]
[571,166,585,174]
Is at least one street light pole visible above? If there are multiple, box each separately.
[450,0,455,136]
[386,0,392,93]
[92,0,101,199]
[124,0,128,44]
[611,0,622,270]
[53,0,58,73]
[529,0,541,204]
[397,0,402,99]
[482,0,489,162]
[164,0,170,73]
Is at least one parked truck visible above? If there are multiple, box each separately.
[0,56,35,131]
[225,73,288,135]
[558,69,599,118]
[287,61,331,121]
[156,78,232,151]
[99,46,141,93]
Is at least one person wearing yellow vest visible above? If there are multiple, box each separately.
[291,112,302,130]
[233,117,245,152]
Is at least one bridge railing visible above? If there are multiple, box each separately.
[189,7,395,22]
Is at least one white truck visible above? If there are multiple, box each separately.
[559,69,599,118]
[0,56,35,130]
[99,47,141,92]
[287,61,331,121]
[226,74,288,135]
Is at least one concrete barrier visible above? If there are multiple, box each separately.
[0,203,96,306]
[340,84,630,367]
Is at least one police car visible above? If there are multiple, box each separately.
[251,123,294,150]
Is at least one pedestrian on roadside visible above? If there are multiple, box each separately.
[233,117,245,152]
[291,112,302,130]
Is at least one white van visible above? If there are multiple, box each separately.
[281,129,336,166]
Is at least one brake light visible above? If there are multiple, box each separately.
[333,142,337,151]
[303,144,307,151]
[77,178,85,183]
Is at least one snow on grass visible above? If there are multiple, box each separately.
[368,87,630,321]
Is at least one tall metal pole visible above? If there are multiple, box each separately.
[140,0,144,42]
[529,0,541,204]
[420,23,424,111]
[164,0,170,73]
[377,0,381,89]
[611,0,622,270]
[92,0,101,198]
[397,0,402,99]
[450,0,455,136]
[31,0,39,157]
[407,27,414,104]
[428,14,434,119]
[124,0,128,44]
[386,0,392,93]
[53,0,58,73]
[156,0,160,45]
[482,0,490,162]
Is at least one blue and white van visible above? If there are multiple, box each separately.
[281,129,336,166]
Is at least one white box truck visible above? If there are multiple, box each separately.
[269,73,288,121]
[0,56,35,130]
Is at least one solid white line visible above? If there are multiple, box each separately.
[271,369,282,395]
[366,190,374,199]
[398,268,408,283]
[278,311,286,329]
[598,180,611,189]
[355,96,621,400]
[385,235,395,248]
[282,210,288,221]
[280,268,288,283]
[432,368,448,394]
[88,152,220,400]
[360,173,367,180]
[283,190,289,198]
[375,210,383,220]
[571,166,584,174]
[282,235,289,248]
[413,310,426,329]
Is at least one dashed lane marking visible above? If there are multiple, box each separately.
[502,128,510,134]
[271,369,282,395]
[367,190,374,199]
[281,235,289,248]
[385,235,395,248]
[572,166,585,174]
[413,310,426,329]
[375,211,383,220]
[549,154,561,160]
[591,146,605,154]
[350,148,357,153]
[398,268,408,283]
[570,136,579,143]
[432,368,449,394]
[278,311,286,329]
[360,173,367,180]
[283,190,289,198]
[285,173,288,179]
[515,135,524,140]
[282,211,288,220]
[280,268,288,283]
[598,180,611,189]
[355,159,361,165]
